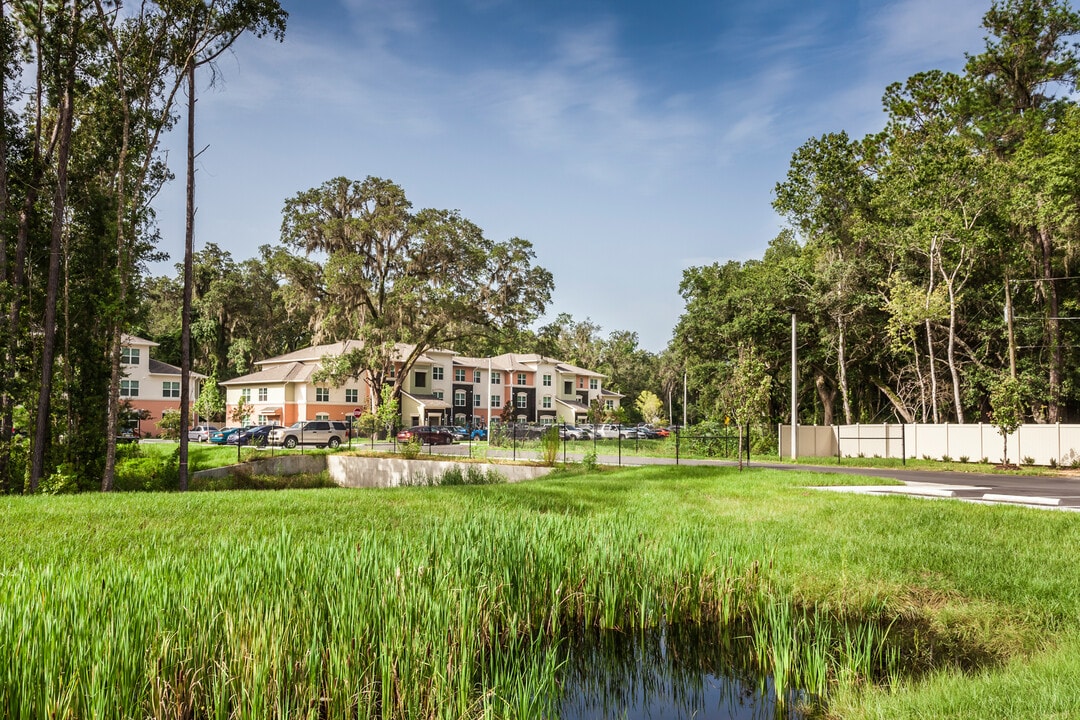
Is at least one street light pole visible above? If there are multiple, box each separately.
[790,311,798,460]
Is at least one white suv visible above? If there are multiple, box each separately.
[268,420,348,449]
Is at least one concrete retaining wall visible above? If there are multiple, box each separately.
[192,454,327,481]
[327,455,551,488]
[193,453,552,487]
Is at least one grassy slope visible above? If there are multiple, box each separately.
[1,465,1078,718]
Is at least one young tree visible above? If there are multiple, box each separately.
[717,344,772,470]
[634,390,664,425]
[990,374,1025,466]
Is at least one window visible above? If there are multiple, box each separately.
[490,395,501,408]
[120,380,139,397]
[473,370,481,384]
[241,388,252,401]
[564,381,573,395]
[432,366,444,381]
[517,373,527,386]
[542,396,552,409]
[541,417,553,425]
[316,387,329,402]
[473,394,481,407]
[455,390,466,407]
[258,387,268,402]
[315,413,329,420]
[455,368,466,382]
[605,400,614,410]
[491,372,501,385]
[578,378,584,388]
[162,381,180,398]
[121,347,139,365]
[345,388,358,403]
[386,366,396,380]
[590,379,598,390]
[414,371,427,388]
[516,393,527,409]
[434,390,444,400]
[542,374,552,387]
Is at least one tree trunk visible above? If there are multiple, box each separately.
[0,0,9,492]
[942,261,965,424]
[1038,225,1061,423]
[814,373,836,426]
[924,318,939,424]
[30,0,80,491]
[837,320,852,424]
[871,379,915,424]
[179,59,195,491]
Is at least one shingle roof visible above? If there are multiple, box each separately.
[148,357,206,379]
[220,362,317,386]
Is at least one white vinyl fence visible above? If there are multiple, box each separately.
[778,423,1080,467]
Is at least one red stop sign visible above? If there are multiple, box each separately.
[353,408,363,418]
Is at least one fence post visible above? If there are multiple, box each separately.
[745,422,750,467]
[836,424,841,465]
[902,423,906,466]
[618,431,622,466]
[676,426,680,466]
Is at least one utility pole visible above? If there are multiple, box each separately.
[791,311,798,460]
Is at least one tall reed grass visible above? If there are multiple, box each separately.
[0,498,906,718]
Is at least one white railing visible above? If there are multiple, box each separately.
[779,423,1080,467]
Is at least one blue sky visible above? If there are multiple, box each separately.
[152,0,992,352]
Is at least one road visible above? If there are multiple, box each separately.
[407,440,1080,511]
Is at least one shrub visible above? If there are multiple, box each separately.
[582,450,598,472]
[1022,456,1035,466]
[39,463,81,495]
[540,426,560,466]
[115,449,179,492]
[941,455,952,463]
[400,438,421,459]
[959,455,970,463]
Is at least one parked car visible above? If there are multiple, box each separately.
[209,427,245,444]
[433,425,464,442]
[635,426,661,439]
[396,426,454,445]
[188,425,219,442]
[594,423,622,439]
[268,420,348,449]
[557,424,590,440]
[469,427,488,441]
[227,424,281,446]
[618,425,641,440]
[117,428,140,444]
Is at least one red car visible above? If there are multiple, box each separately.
[396,426,454,445]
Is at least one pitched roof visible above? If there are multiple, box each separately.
[402,392,452,411]
[121,334,159,348]
[256,340,364,366]
[256,341,454,368]
[148,357,206,379]
[220,362,317,386]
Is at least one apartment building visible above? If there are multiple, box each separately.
[119,335,205,436]
[221,341,620,429]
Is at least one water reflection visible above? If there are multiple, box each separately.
[556,624,816,720]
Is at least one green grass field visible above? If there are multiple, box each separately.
[2,465,1078,718]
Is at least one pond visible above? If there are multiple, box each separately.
[556,624,818,720]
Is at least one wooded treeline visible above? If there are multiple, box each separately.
[674,0,1080,430]
[0,0,286,494]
